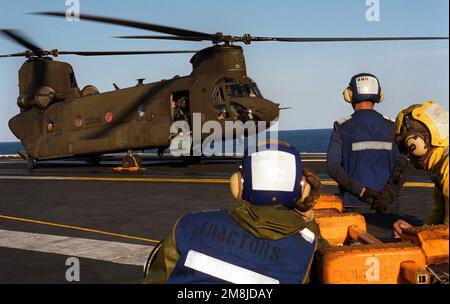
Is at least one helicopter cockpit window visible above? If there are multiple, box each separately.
[215,104,229,120]
[243,79,263,98]
[226,83,245,98]
[216,77,258,98]
[229,102,260,122]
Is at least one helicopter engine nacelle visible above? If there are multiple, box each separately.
[16,95,34,109]
[16,86,56,109]
[34,86,56,109]
[81,85,100,97]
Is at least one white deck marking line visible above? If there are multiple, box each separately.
[0,229,153,266]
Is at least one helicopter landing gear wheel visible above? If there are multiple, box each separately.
[27,156,36,170]
[88,154,102,166]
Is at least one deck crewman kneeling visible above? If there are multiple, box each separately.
[392,101,449,238]
[143,140,326,284]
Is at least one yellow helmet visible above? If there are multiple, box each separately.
[395,101,449,157]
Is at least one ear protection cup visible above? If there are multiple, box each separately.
[378,89,384,103]
[405,134,428,157]
[230,171,243,200]
[343,87,353,103]
[299,176,311,204]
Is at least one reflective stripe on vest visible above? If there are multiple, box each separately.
[352,141,393,151]
[184,250,280,284]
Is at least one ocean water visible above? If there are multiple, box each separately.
[0,141,24,155]
[278,129,331,153]
[0,129,332,154]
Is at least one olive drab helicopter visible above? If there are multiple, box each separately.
[1,12,448,170]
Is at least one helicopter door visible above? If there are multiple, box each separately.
[171,90,190,124]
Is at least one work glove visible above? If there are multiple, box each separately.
[370,164,405,213]
[361,187,396,213]
[369,156,407,213]
[360,187,379,207]
[295,168,321,213]
[371,189,396,213]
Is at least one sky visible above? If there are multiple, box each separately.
[0,0,448,141]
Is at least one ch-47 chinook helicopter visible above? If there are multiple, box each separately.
[1,12,448,170]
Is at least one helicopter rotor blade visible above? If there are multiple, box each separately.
[58,50,197,56]
[0,50,197,58]
[35,12,214,39]
[115,35,208,42]
[113,34,449,44]
[36,12,449,45]
[0,29,43,52]
[0,52,28,58]
[249,36,449,43]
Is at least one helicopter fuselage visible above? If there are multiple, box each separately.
[8,45,280,161]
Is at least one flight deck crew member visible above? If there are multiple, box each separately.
[143,140,326,284]
[392,101,449,238]
[326,73,407,211]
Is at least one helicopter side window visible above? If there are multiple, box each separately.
[211,87,225,104]
[228,102,260,122]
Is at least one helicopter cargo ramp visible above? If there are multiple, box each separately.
[0,154,436,283]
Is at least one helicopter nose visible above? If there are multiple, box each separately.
[229,97,280,123]
[250,98,279,122]
[263,100,280,122]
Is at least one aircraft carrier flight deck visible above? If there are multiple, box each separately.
[0,154,435,283]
